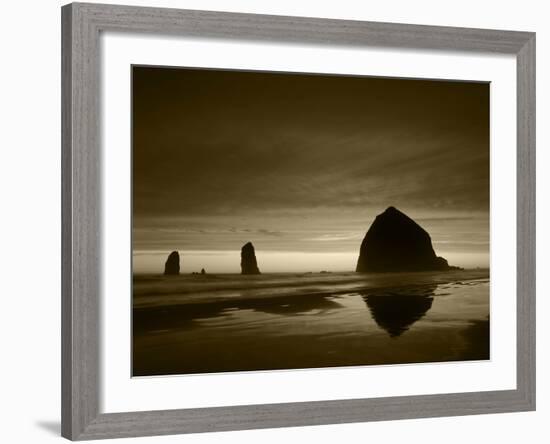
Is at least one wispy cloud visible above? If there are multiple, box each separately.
[307,233,363,242]
[132,67,489,269]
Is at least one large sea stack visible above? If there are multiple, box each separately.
[356,207,450,272]
[164,251,180,275]
[241,242,261,275]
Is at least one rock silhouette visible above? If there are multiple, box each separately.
[241,242,261,275]
[164,251,180,275]
[356,207,451,272]
[362,286,435,337]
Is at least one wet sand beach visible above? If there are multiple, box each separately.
[133,269,489,376]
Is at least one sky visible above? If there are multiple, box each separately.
[132,66,489,273]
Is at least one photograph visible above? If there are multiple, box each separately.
[131,66,490,377]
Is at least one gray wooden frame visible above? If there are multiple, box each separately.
[61,2,536,440]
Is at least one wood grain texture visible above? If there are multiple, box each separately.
[61,4,73,439]
[61,2,536,440]
[516,35,536,409]
[75,2,532,53]
[62,3,101,440]
[76,390,532,440]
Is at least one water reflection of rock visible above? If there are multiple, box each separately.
[362,285,436,337]
[460,316,490,360]
[133,295,342,335]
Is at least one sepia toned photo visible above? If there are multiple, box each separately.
[132,66,490,377]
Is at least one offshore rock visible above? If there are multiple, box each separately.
[356,207,451,272]
[164,251,180,275]
[241,242,261,275]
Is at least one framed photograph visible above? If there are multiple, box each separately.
[61,2,535,440]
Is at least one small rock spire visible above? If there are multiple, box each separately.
[241,242,261,275]
[164,251,180,275]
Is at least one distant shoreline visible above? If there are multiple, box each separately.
[133,269,489,309]
[133,268,489,278]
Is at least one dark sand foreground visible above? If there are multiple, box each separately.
[133,270,489,376]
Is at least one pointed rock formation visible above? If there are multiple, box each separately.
[356,207,451,272]
[164,251,180,275]
[241,242,261,275]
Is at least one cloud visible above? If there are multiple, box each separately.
[132,67,489,263]
[307,233,363,242]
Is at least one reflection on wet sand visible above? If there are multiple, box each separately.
[132,273,490,376]
[362,285,435,337]
[133,295,343,335]
[460,316,490,360]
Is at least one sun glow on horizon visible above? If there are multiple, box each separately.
[132,249,489,274]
